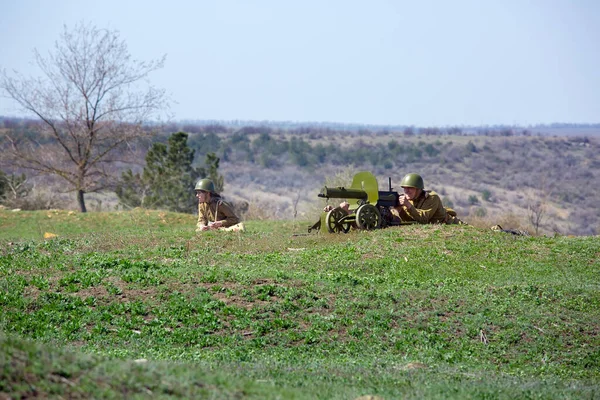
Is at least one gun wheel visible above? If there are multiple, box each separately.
[326,208,351,233]
[356,204,381,230]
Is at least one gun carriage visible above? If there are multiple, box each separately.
[309,171,412,233]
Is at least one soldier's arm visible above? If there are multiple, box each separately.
[404,195,442,223]
[392,205,412,222]
[215,201,240,228]
[196,204,210,232]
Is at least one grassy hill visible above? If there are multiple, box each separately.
[1,209,599,399]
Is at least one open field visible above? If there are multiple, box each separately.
[1,209,599,399]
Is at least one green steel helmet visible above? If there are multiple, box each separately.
[195,178,216,193]
[400,173,424,190]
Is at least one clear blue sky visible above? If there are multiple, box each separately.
[1,0,599,127]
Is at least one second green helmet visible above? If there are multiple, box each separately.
[400,173,424,190]
[195,178,216,193]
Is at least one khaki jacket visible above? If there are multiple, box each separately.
[197,197,240,230]
[393,190,462,224]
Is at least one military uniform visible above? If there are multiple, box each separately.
[393,190,463,225]
[196,197,240,231]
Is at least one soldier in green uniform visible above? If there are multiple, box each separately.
[393,173,463,224]
[195,178,241,232]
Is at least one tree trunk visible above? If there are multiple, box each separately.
[77,189,87,213]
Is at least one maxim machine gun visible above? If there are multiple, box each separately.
[309,171,410,233]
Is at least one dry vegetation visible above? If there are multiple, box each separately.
[2,118,598,236]
[218,133,598,236]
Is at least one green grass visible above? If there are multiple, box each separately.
[1,209,599,399]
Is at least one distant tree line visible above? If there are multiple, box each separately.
[5,116,599,142]
[185,131,442,170]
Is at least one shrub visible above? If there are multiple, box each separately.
[474,207,487,217]
[481,189,492,202]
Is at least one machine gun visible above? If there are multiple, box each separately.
[309,171,412,233]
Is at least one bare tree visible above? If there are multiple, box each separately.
[292,191,301,219]
[528,199,546,236]
[527,176,552,236]
[0,22,168,212]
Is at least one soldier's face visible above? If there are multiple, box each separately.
[196,190,210,203]
[402,187,419,200]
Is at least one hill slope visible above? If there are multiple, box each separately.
[2,119,598,235]
[217,133,598,236]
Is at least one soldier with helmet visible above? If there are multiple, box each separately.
[393,173,463,224]
[195,178,241,232]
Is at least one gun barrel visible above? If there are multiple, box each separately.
[318,186,368,200]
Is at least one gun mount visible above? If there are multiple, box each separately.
[309,171,413,233]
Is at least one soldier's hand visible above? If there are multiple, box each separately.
[208,221,223,229]
[339,201,350,212]
[398,195,411,208]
